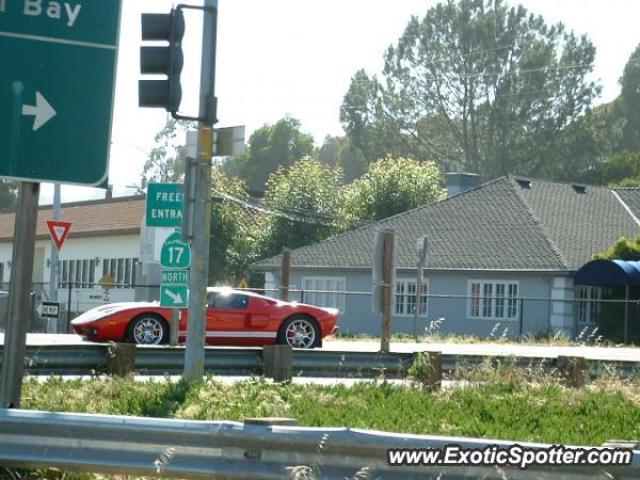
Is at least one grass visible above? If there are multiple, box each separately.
[18,373,640,445]
[8,367,640,479]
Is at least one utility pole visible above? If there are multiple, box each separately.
[0,182,40,408]
[47,183,61,333]
[279,248,291,301]
[183,0,218,383]
[380,229,395,353]
[413,237,428,342]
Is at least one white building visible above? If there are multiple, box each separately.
[0,195,147,327]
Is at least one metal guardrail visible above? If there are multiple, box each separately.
[3,344,639,379]
[0,408,638,479]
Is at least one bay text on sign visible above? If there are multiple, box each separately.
[0,0,122,185]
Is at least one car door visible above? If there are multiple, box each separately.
[207,291,250,343]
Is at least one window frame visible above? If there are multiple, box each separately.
[394,278,429,317]
[575,285,601,325]
[467,280,519,321]
[301,276,346,313]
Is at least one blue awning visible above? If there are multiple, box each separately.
[574,259,640,287]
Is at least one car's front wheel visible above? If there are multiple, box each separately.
[127,314,169,345]
[277,315,320,349]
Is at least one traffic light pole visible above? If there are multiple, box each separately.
[183,0,217,383]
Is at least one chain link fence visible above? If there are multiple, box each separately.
[1,282,638,344]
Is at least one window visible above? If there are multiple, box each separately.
[209,292,249,310]
[576,286,601,325]
[59,259,97,288]
[394,279,428,316]
[302,276,346,312]
[468,280,519,320]
[101,257,139,288]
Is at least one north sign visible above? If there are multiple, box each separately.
[146,183,184,228]
[0,0,122,185]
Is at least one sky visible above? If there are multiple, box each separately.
[39,0,640,205]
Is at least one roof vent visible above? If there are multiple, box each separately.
[572,184,587,194]
[515,178,531,189]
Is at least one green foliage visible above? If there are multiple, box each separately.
[318,135,369,183]
[344,157,445,223]
[261,158,345,257]
[594,235,640,261]
[20,376,640,446]
[209,169,263,285]
[138,118,194,192]
[599,150,640,186]
[620,43,640,151]
[0,180,17,212]
[341,0,600,179]
[226,117,316,191]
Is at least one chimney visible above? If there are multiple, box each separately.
[445,172,481,198]
[105,184,113,201]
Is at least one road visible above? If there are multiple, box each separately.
[2,333,639,362]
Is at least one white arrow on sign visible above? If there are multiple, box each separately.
[164,289,184,304]
[22,91,56,131]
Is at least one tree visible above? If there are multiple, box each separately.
[226,117,316,192]
[344,157,445,224]
[138,118,194,192]
[594,235,640,260]
[261,158,345,257]
[620,44,640,152]
[318,135,369,183]
[0,181,17,212]
[341,0,600,179]
[597,150,640,186]
[209,169,263,285]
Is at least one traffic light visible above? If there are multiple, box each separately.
[139,9,185,113]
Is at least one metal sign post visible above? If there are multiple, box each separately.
[0,182,39,408]
[0,0,121,407]
[183,0,218,383]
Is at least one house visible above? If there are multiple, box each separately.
[253,174,640,340]
[0,194,146,330]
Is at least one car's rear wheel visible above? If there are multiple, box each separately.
[277,315,320,349]
[127,314,169,345]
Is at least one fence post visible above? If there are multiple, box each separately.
[556,355,587,388]
[105,342,136,376]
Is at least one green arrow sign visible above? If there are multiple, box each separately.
[146,183,184,227]
[160,232,191,269]
[0,0,122,185]
[160,285,188,308]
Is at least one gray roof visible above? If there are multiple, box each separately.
[253,177,640,272]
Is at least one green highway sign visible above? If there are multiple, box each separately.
[160,284,188,308]
[0,0,122,185]
[161,268,189,285]
[160,232,191,269]
[146,183,184,227]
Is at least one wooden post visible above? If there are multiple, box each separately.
[414,237,428,342]
[263,345,292,382]
[381,230,395,353]
[105,342,136,376]
[557,355,587,388]
[279,248,291,301]
[169,309,179,346]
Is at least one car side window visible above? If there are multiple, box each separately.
[210,293,249,310]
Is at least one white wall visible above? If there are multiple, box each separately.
[0,234,141,311]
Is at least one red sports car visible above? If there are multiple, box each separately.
[71,287,339,349]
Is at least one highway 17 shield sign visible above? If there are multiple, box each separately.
[0,0,122,185]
